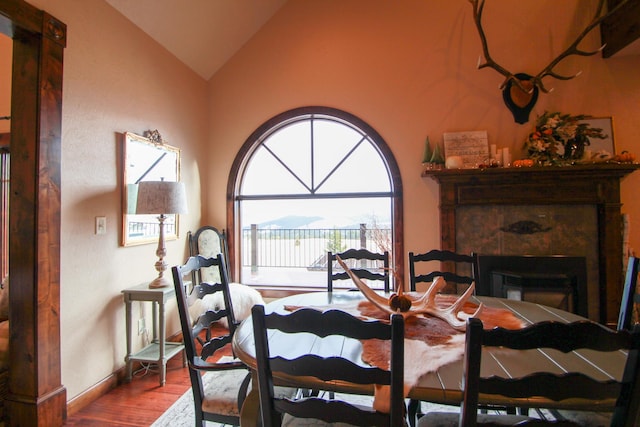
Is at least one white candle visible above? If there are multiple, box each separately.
[502,147,510,166]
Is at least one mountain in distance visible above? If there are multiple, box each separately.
[256,215,323,229]
[244,215,390,230]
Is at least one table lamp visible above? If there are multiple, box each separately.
[135,180,188,288]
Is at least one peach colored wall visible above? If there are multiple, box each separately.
[207,0,640,271]
[24,0,208,400]
[0,35,10,134]
[5,0,639,407]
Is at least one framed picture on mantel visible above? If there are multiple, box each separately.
[443,130,489,168]
[580,116,615,156]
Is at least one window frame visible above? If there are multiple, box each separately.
[0,145,7,284]
[226,106,404,294]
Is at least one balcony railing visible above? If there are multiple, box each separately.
[240,224,391,270]
[128,221,176,238]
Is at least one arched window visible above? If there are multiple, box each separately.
[227,107,403,290]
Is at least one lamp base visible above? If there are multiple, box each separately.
[148,275,172,289]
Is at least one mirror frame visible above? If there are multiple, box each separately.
[121,131,181,246]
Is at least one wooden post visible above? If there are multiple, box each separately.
[2,2,67,425]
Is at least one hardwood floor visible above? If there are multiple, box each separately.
[64,326,234,426]
[64,357,191,426]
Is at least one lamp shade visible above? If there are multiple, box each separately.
[135,181,188,215]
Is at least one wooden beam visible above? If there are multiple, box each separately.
[1,0,67,425]
[601,0,640,58]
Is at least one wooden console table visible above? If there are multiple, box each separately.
[423,163,640,325]
[122,283,185,386]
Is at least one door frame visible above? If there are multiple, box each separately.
[0,0,66,425]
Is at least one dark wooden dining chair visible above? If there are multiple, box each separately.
[188,225,229,285]
[618,256,640,331]
[251,305,406,427]
[172,254,251,427]
[327,248,390,292]
[407,249,479,425]
[408,249,478,292]
[418,317,640,427]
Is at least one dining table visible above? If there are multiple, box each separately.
[231,291,628,424]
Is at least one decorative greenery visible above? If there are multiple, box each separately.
[429,142,445,165]
[326,228,345,253]
[422,137,433,163]
[523,111,607,165]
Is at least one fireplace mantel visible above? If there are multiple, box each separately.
[423,163,640,325]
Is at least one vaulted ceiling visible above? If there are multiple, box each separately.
[105,0,287,80]
[107,1,639,82]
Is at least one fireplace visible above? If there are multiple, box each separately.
[423,163,639,325]
[456,203,598,317]
[476,255,588,317]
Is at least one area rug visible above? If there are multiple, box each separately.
[151,385,205,427]
[151,383,460,427]
[151,355,237,427]
[151,379,610,427]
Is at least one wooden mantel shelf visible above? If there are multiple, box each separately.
[423,163,640,182]
[423,163,640,206]
[422,162,640,325]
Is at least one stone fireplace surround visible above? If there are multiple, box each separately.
[459,203,597,317]
[423,163,639,326]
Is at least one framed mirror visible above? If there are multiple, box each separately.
[122,131,181,246]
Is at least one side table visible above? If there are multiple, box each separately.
[122,283,185,386]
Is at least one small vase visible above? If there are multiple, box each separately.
[563,135,588,161]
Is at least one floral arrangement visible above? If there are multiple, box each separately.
[523,111,607,165]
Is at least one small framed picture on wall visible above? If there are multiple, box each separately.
[580,116,615,155]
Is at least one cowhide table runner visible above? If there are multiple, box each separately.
[285,293,525,413]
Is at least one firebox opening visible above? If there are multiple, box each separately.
[477,255,588,318]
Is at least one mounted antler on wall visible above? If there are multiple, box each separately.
[469,0,629,124]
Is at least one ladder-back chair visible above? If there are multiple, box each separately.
[327,248,390,292]
[418,318,640,427]
[172,254,250,427]
[252,305,406,426]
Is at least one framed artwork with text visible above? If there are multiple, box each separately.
[443,130,489,168]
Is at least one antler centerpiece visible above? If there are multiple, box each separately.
[336,256,483,331]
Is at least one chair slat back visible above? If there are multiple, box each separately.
[407,249,479,425]
[462,317,640,426]
[172,254,251,426]
[172,254,241,369]
[409,249,478,291]
[328,248,390,292]
[619,256,640,331]
[252,306,405,427]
